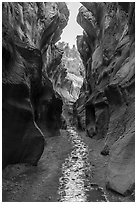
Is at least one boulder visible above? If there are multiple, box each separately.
[106,125,135,195]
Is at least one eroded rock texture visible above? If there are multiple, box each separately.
[75,2,135,195]
[46,42,84,103]
[2,2,69,168]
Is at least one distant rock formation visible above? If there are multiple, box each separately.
[2,2,69,168]
[54,42,84,102]
[75,2,135,195]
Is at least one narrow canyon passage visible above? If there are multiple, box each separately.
[3,121,132,202]
[2,2,135,202]
[2,124,107,202]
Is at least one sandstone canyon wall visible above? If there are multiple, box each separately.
[2,2,69,168]
[75,2,135,195]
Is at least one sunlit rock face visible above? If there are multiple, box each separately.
[2,2,69,168]
[62,45,84,101]
[75,2,135,195]
[51,42,84,103]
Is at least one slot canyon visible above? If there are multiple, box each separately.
[2,2,135,202]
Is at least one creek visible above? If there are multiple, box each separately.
[58,125,108,202]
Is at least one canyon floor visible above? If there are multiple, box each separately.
[2,124,134,202]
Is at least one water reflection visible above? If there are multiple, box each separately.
[58,126,108,202]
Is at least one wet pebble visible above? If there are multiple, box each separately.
[90,183,98,188]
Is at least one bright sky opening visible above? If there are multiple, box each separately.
[59,2,83,48]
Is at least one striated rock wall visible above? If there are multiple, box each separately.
[75,2,135,195]
[2,2,69,168]
[48,42,84,103]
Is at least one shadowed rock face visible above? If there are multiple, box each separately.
[75,2,135,195]
[2,48,45,168]
[46,94,63,131]
[2,2,69,168]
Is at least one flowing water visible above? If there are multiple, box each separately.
[58,125,108,202]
